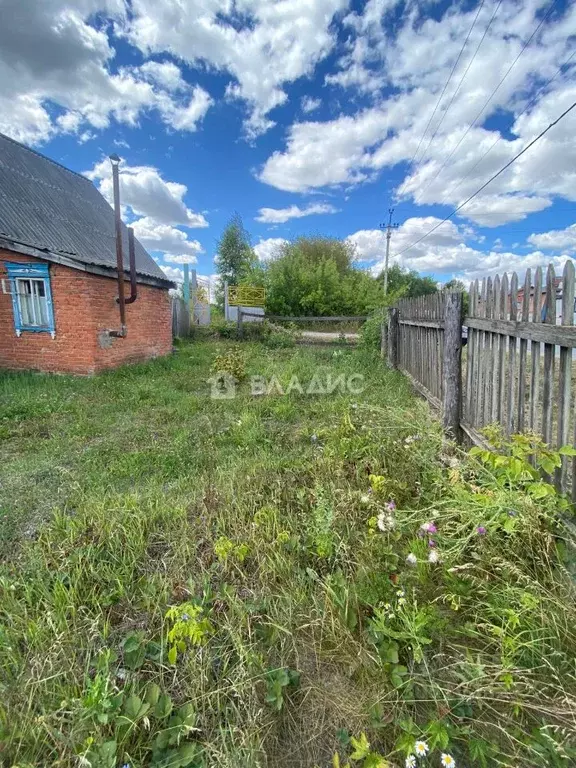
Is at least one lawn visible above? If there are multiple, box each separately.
[1,339,576,767]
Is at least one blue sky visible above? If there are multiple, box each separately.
[2,0,576,286]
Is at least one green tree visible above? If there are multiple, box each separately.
[379,264,438,298]
[264,236,384,316]
[444,278,468,314]
[215,214,256,305]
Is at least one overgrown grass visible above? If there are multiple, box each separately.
[1,341,575,767]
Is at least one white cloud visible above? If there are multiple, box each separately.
[132,217,203,257]
[347,217,466,265]
[163,253,200,264]
[157,85,213,132]
[528,223,576,251]
[127,0,348,138]
[260,1,576,225]
[255,202,338,223]
[301,96,321,113]
[86,159,208,228]
[346,217,572,285]
[138,60,187,92]
[0,0,212,145]
[161,265,184,283]
[253,238,288,261]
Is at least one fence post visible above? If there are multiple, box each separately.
[387,307,399,369]
[442,292,462,440]
[237,308,244,340]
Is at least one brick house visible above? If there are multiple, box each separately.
[0,133,174,374]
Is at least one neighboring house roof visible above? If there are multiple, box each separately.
[0,132,173,288]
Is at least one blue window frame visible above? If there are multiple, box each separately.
[5,262,56,338]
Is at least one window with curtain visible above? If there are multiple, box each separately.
[4,262,56,337]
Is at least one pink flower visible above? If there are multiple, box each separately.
[386,500,397,511]
[420,522,437,534]
[476,526,487,536]
[428,539,437,548]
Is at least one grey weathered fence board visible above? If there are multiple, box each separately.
[529,266,542,433]
[557,261,574,490]
[391,260,576,497]
[541,265,556,447]
[517,269,531,432]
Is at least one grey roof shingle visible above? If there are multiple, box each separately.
[0,132,172,285]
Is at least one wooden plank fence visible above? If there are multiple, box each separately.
[387,261,576,498]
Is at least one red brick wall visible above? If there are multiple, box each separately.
[0,250,172,374]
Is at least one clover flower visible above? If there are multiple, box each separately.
[406,553,417,566]
[428,550,440,564]
[420,521,437,534]
[377,512,395,532]
[476,525,486,536]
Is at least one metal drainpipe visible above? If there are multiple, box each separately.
[109,153,127,337]
[125,227,138,304]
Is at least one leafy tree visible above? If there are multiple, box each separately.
[444,278,466,292]
[444,278,468,314]
[264,236,384,316]
[215,214,256,305]
[379,264,438,298]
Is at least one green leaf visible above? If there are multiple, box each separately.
[178,702,196,728]
[177,742,201,766]
[122,632,146,670]
[350,733,370,761]
[168,645,178,665]
[540,457,557,474]
[382,643,399,664]
[559,445,576,456]
[123,694,143,720]
[145,682,161,707]
[154,693,173,719]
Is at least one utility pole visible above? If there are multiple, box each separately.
[380,208,399,296]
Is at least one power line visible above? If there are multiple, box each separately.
[417,0,498,168]
[443,47,576,202]
[394,97,576,257]
[407,0,486,169]
[413,0,558,205]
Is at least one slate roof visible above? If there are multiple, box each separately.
[0,132,172,286]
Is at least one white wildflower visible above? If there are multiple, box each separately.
[414,740,429,757]
[406,553,417,566]
[428,550,440,564]
[377,512,395,532]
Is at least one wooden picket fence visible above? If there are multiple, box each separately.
[387,261,576,498]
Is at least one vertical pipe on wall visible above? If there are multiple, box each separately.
[109,153,127,336]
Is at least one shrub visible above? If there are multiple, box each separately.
[359,309,386,350]
[210,347,246,381]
